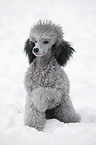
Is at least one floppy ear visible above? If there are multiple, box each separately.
[24,38,36,64]
[52,40,75,66]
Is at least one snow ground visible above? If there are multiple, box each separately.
[0,0,96,144]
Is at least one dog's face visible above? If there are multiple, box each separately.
[24,20,75,66]
[30,34,54,57]
[29,20,63,57]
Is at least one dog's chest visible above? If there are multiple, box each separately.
[32,66,56,88]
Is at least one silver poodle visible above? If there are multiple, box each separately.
[24,20,80,131]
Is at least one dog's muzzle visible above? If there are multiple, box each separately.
[32,47,46,57]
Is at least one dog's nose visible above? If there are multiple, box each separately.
[33,48,39,53]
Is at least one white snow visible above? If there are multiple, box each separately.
[0,0,96,144]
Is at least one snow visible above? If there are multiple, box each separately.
[0,0,96,144]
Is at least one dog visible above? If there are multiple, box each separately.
[24,20,80,131]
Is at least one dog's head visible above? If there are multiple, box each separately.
[24,20,75,66]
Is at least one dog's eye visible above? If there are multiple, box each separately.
[35,40,37,43]
[44,41,49,44]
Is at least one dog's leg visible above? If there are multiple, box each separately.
[53,94,81,123]
[24,97,46,131]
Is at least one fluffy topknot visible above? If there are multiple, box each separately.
[30,20,64,43]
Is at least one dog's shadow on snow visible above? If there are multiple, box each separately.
[79,107,96,123]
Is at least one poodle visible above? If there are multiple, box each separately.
[24,20,80,131]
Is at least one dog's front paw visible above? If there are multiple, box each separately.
[31,87,48,112]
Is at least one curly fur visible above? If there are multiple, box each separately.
[24,20,80,131]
